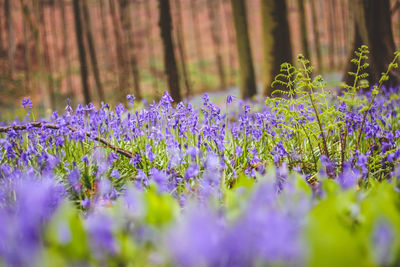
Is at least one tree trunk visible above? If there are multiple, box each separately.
[142,0,160,99]
[338,0,348,64]
[310,0,322,72]
[23,17,31,94]
[173,0,192,100]
[327,0,336,70]
[158,0,182,102]
[99,0,111,68]
[0,0,4,54]
[397,0,400,44]
[343,0,400,86]
[21,0,49,109]
[207,0,227,90]
[342,23,363,85]
[73,0,91,104]
[119,0,142,101]
[49,1,60,97]
[59,0,73,99]
[297,0,310,60]
[222,0,237,86]
[230,0,257,99]
[82,0,105,101]
[39,2,56,110]
[5,0,15,76]
[261,0,293,96]
[189,0,206,75]
[109,0,128,99]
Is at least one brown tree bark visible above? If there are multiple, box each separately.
[59,0,73,99]
[297,0,310,60]
[5,0,15,76]
[99,0,111,68]
[21,0,49,108]
[173,0,192,100]
[310,0,322,72]
[23,17,31,94]
[49,0,61,98]
[49,1,59,67]
[343,0,400,86]
[222,0,237,86]
[0,0,4,54]
[261,0,293,96]
[73,0,91,104]
[189,0,206,74]
[338,0,349,64]
[109,0,128,100]
[158,0,182,102]
[38,1,56,110]
[207,0,227,90]
[82,0,105,101]
[119,0,142,100]
[142,0,160,99]
[327,0,336,70]
[230,0,257,99]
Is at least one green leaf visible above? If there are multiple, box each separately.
[144,188,179,226]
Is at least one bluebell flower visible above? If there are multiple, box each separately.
[81,197,91,209]
[226,95,235,104]
[372,220,395,266]
[86,214,119,258]
[111,169,121,179]
[68,168,81,192]
[126,94,135,105]
[149,168,169,191]
[185,163,199,180]
[22,97,32,109]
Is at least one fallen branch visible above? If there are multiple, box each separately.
[0,122,133,159]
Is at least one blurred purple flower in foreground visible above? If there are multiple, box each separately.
[0,176,65,266]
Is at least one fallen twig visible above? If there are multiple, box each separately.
[0,122,133,159]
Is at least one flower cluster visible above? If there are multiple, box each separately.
[0,85,400,266]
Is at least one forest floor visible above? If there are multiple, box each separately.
[189,72,342,107]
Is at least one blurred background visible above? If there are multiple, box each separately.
[0,0,399,114]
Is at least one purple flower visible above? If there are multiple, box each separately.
[146,144,155,163]
[226,95,235,104]
[57,222,72,244]
[82,155,89,165]
[168,208,222,266]
[86,214,119,258]
[160,91,174,107]
[149,168,169,190]
[137,169,149,187]
[22,97,32,109]
[0,177,65,266]
[126,94,135,105]
[185,163,199,180]
[272,141,288,164]
[356,153,369,177]
[68,168,81,192]
[186,146,199,160]
[111,169,121,179]
[108,152,119,165]
[320,155,336,178]
[202,93,210,105]
[129,153,141,167]
[81,198,91,209]
[337,168,359,190]
[372,220,395,265]
[235,146,243,157]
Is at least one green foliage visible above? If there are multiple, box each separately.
[144,188,178,227]
[266,46,400,180]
